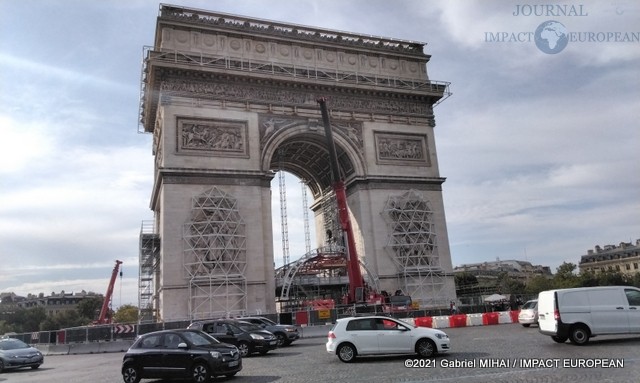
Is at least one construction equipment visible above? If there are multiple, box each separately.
[317,98,365,304]
[95,260,123,324]
[317,98,412,309]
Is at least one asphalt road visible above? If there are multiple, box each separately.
[2,323,640,383]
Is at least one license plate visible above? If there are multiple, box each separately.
[228,361,239,367]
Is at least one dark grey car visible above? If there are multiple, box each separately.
[238,316,300,346]
[0,338,44,373]
[188,319,278,357]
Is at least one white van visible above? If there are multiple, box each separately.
[538,286,640,345]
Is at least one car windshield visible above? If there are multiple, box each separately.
[391,318,415,328]
[261,318,277,325]
[182,331,220,346]
[522,301,537,309]
[0,339,29,350]
[237,322,262,331]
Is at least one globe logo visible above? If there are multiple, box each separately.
[534,20,569,54]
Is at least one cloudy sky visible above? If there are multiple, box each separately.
[1,0,638,308]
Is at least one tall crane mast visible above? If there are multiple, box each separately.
[317,98,365,303]
[96,260,123,324]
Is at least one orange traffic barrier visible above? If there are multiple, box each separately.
[448,314,468,328]
[414,316,433,328]
[482,312,500,325]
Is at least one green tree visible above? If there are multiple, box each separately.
[597,271,626,286]
[454,272,480,296]
[524,275,554,295]
[6,307,47,333]
[113,305,139,324]
[553,262,580,289]
[40,309,86,331]
[579,270,599,287]
[76,297,103,322]
[496,272,525,295]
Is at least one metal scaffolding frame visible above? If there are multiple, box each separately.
[138,48,451,133]
[183,187,247,320]
[382,190,448,307]
[139,221,160,323]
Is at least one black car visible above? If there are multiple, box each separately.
[237,316,300,346]
[121,329,241,383]
[188,319,278,357]
[0,337,44,372]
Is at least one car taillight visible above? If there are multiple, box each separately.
[328,331,336,339]
[554,310,560,321]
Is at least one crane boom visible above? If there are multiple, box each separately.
[96,260,123,324]
[317,97,365,303]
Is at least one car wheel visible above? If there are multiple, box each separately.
[416,339,436,358]
[337,343,357,363]
[275,333,286,347]
[122,364,141,383]
[522,324,530,328]
[237,341,250,357]
[191,363,210,383]
[569,325,590,345]
[551,335,568,343]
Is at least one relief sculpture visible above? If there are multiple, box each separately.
[178,118,248,157]
[375,132,430,165]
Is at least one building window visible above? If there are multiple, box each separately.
[634,263,638,270]
[626,264,631,270]
[615,265,620,271]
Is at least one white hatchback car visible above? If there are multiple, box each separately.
[326,316,450,362]
[518,299,538,327]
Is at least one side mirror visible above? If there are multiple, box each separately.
[178,342,188,349]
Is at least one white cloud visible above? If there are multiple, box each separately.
[0,0,638,305]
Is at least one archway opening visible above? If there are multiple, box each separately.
[270,170,317,268]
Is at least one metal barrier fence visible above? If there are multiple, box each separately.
[9,302,529,345]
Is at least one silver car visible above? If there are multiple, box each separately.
[518,299,538,327]
[0,338,44,372]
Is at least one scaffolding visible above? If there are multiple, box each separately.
[278,151,290,266]
[139,221,160,323]
[183,187,247,320]
[382,190,449,307]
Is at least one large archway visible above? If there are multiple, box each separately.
[138,5,455,322]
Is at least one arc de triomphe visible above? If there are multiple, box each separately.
[139,4,456,322]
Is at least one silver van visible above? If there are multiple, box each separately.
[538,286,640,345]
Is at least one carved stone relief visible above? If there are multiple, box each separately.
[374,132,430,166]
[258,114,363,154]
[177,117,248,157]
[161,78,429,116]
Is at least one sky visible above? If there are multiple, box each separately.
[1,0,638,309]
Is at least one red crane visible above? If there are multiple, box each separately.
[95,260,123,324]
[317,98,365,303]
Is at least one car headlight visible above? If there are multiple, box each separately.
[435,333,448,339]
[250,333,265,340]
[209,351,221,358]
[285,328,296,332]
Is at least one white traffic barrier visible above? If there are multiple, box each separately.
[432,316,450,329]
[498,311,513,324]
[466,313,484,326]
[400,317,415,326]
